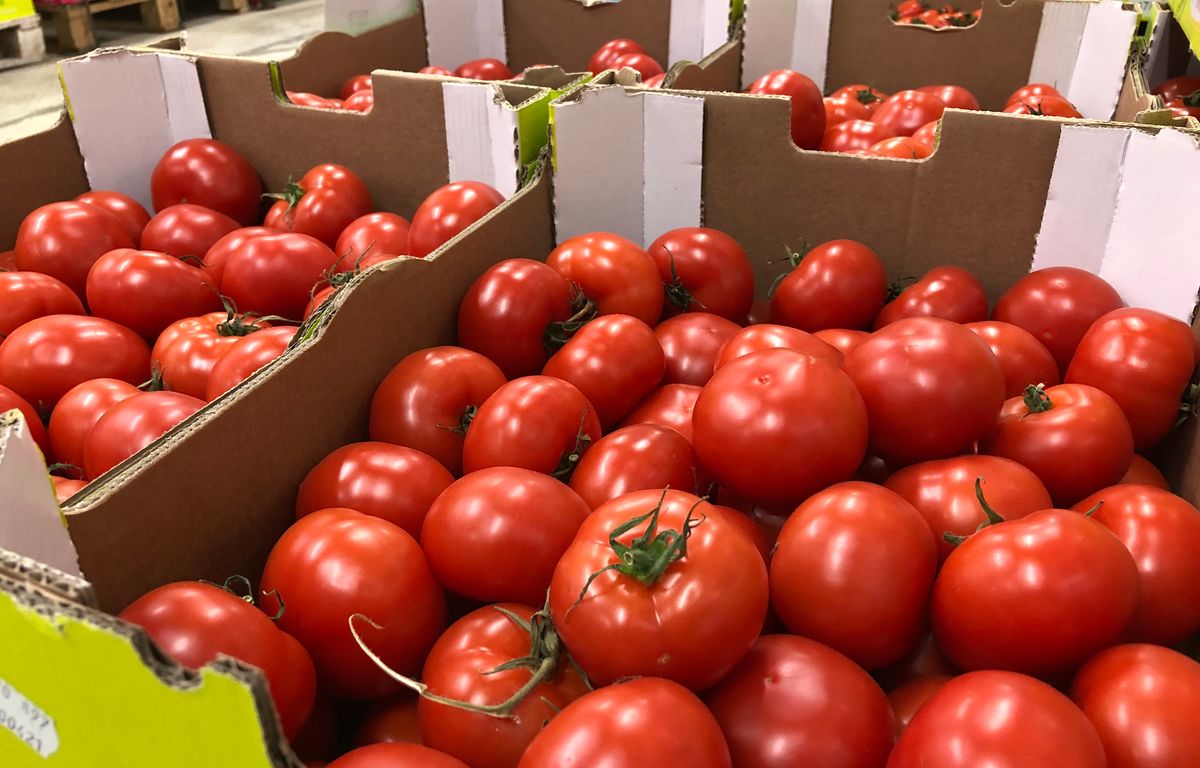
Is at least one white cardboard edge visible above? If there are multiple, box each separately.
[668,0,732,67]
[741,0,827,90]
[642,92,704,247]
[0,412,83,580]
[1032,125,1130,274]
[323,0,419,36]
[424,0,506,71]
[1028,2,1090,96]
[1144,8,1174,89]
[1099,129,1200,322]
[60,49,210,212]
[1065,2,1140,120]
[442,82,520,199]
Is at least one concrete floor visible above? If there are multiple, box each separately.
[0,0,323,142]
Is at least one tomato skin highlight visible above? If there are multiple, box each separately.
[570,423,703,509]
[140,203,239,260]
[409,181,504,259]
[874,266,988,329]
[714,324,843,370]
[746,69,826,150]
[872,90,947,137]
[204,326,296,400]
[83,391,205,478]
[75,190,150,246]
[769,239,888,332]
[820,119,897,153]
[86,248,221,341]
[0,271,85,337]
[546,232,664,325]
[14,201,135,299]
[150,138,263,226]
[621,382,701,443]
[965,320,1060,399]
[655,312,741,386]
[648,227,755,321]
[48,378,141,472]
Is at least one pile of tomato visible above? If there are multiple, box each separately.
[98,217,1200,767]
[0,139,504,498]
[892,2,982,29]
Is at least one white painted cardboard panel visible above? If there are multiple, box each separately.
[668,0,732,65]
[1065,2,1140,119]
[1028,2,1090,94]
[443,82,521,199]
[424,0,506,71]
[643,93,704,245]
[742,0,832,90]
[324,0,418,36]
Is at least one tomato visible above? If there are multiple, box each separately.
[48,378,141,472]
[570,423,702,509]
[1166,97,1200,119]
[1072,643,1200,768]
[408,181,505,259]
[340,73,373,100]
[201,226,275,286]
[653,313,740,387]
[86,249,221,340]
[911,119,940,150]
[588,38,644,74]
[844,317,1004,466]
[51,476,87,502]
[119,581,316,739]
[917,85,980,111]
[746,70,826,150]
[153,311,269,399]
[982,383,1133,506]
[83,391,204,478]
[327,743,468,768]
[916,8,948,27]
[612,52,664,80]
[550,489,766,688]
[265,164,374,248]
[824,94,872,126]
[1004,94,1083,118]
[1154,75,1200,102]
[303,285,338,320]
[0,383,48,454]
[462,376,602,477]
[895,0,924,18]
[890,670,1105,767]
[872,90,946,137]
[1006,82,1062,107]
[140,204,240,260]
[151,138,263,225]
[75,190,150,245]
[204,326,295,400]
[0,250,15,270]
[888,675,952,731]
[772,482,935,669]
[874,266,986,328]
[418,65,455,76]
[964,320,1060,399]
[705,634,895,768]
[221,232,339,319]
[1072,484,1200,645]
[932,506,1138,677]
[353,693,420,747]
[14,201,135,298]
[1119,454,1169,489]
[335,212,411,265]
[0,315,149,411]
[621,383,701,442]
[643,72,666,88]
[694,349,867,506]
[288,91,337,109]
[342,90,375,113]
[813,328,869,357]
[519,677,730,768]
[0,271,85,337]
[885,454,1053,564]
[542,314,664,426]
[714,323,843,370]
[874,630,959,691]
[647,227,755,321]
[820,119,897,153]
[865,136,931,159]
[769,239,887,331]
[261,508,446,700]
[454,58,514,80]
[831,84,889,115]
[546,232,664,325]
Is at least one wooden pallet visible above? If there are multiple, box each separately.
[0,14,46,69]
[36,0,179,52]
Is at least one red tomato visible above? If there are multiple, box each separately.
[1072,643,1200,768]
[457,259,575,378]
[654,313,740,386]
[1073,484,1200,645]
[917,84,980,110]
[519,677,730,768]
[705,634,895,768]
[844,317,1004,466]
[895,0,924,18]
[874,631,960,691]
[621,383,701,443]
[1006,82,1062,107]
[542,314,664,426]
[288,91,337,109]
[1119,454,1169,490]
[462,376,602,477]
[0,271,85,337]
[885,454,1053,564]
[992,266,1123,374]
[772,482,935,669]
[647,227,755,321]
[982,383,1133,506]
[612,52,663,80]
[714,323,843,370]
[0,250,15,270]
[824,94,872,126]
[813,328,869,357]
[916,8,948,27]
[151,138,263,225]
[0,315,149,411]
[48,378,140,472]
[204,326,295,400]
[83,391,204,478]
[1066,308,1197,450]
[408,181,504,259]
[340,73,373,100]
[643,72,666,88]
[546,232,664,325]
[334,212,411,265]
[265,164,374,248]
[52,476,87,502]
[419,604,587,768]
[327,743,467,768]
[85,249,221,340]
[769,239,887,331]
[890,671,1105,767]
[932,506,1139,677]
[1154,75,1200,102]
[352,693,420,747]
[421,469,589,604]
[369,346,506,475]
[819,119,897,153]
[454,58,514,80]
[140,204,240,260]
[119,581,316,739]
[0,383,48,455]
[201,226,275,286]
[865,136,931,159]
[874,266,987,329]
[550,489,766,689]
[694,349,867,506]
[872,90,947,137]
[342,90,375,113]
[221,232,339,319]
[588,39,644,74]
[965,320,1061,399]
[746,70,826,149]
[261,508,446,700]
[831,84,889,115]
[911,119,940,150]
[75,190,150,246]
[1004,94,1083,118]
[888,675,952,732]
[570,423,702,509]
[14,201,134,298]
[303,285,338,320]
[418,66,455,76]
[152,311,270,399]
[1166,98,1200,119]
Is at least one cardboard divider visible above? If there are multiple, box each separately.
[280,10,428,96]
[0,119,89,249]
